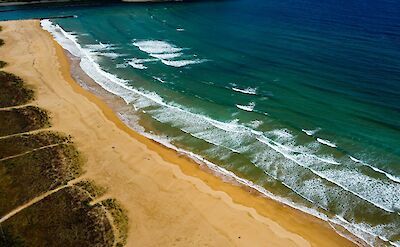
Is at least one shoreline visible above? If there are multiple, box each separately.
[1,19,360,246]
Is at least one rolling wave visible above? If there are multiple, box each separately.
[317,138,337,148]
[232,86,257,95]
[236,102,256,112]
[132,39,207,68]
[133,40,183,54]
[301,128,320,136]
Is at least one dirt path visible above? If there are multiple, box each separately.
[0,128,52,140]
[0,178,80,223]
[0,143,68,162]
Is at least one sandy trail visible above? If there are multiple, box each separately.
[0,143,68,161]
[0,178,80,224]
[0,128,52,140]
[0,103,34,110]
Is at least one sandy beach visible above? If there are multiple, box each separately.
[0,20,359,247]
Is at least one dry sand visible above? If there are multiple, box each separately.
[0,20,359,247]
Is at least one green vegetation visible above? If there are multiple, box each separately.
[0,131,71,159]
[0,39,4,47]
[0,31,127,246]
[0,60,6,69]
[0,71,34,108]
[0,228,24,247]
[102,199,129,246]
[0,144,82,215]
[76,179,107,199]
[0,106,51,136]
[0,187,114,247]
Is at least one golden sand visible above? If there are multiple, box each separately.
[0,20,359,247]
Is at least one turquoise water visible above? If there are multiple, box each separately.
[2,1,400,245]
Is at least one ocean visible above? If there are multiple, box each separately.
[1,0,400,245]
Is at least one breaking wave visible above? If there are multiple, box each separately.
[232,86,257,95]
[236,102,255,112]
[317,138,337,148]
[132,39,207,68]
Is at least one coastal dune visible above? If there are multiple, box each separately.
[0,20,358,247]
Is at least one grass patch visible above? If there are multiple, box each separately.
[0,106,51,137]
[0,71,34,108]
[0,144,83,216]
[0,131,71,159]
[0,55,125,246]
[0,60,7,69]
[76,180,107,199]
[0,187,114,247]
[0,228,24,247]
[102,198,129,246]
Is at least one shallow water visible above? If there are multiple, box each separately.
[2,0,400,245]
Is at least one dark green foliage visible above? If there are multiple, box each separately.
[102,198,129,245]
[0,71,34,108]
[0,228,25,247]
[0,39,4,46]
[0,49,124,246]
[0,131,71,159]
[76,180,107,199]
[0,60,7,69]
[0,144,83,215]
[1,187,114,247]
[0,106,51,136]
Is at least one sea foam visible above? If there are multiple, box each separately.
[236,102,255,112]
[160,59,207,67]
[232,86,257,95]
[127,57,157,70]
[316,138,337,148]
[149,52,183,60]
[133,40,183,54]
[133,39,207,68]
[301,128,320,136]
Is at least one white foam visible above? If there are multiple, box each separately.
[150,52,183,60]
[350,156,400,183]
[232,86,257,95]
[349,155,362,163]
[41,19,82,57]
[256,134,400,214]
[248,120,263,129]
[133,40,206,68]
[128,61,146,70]
[153,76,166,83]
[302,128,320,136]
[317,157,341,165]
[268,129,293,142]
[98,52,123,59]
[133,40,183,54]
[236,102,255,112]
[176,28,185,32]
[160,59,207,67]
[86,43,115,51]
[317,138,337,148]
[127,57,157,70]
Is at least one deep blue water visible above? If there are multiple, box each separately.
[1,0,400,245]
